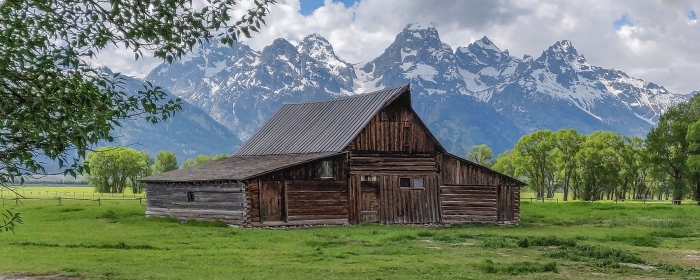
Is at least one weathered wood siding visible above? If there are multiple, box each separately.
[439,154,522,224]
[145,182,246,225]
[349,174,441,224]
[246,154,350,225]
[440,185,497,223]
[287,180,348,221]
[349,153,438,175]
[349,93,440,154]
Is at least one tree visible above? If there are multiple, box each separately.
[467,144,493,166]
[552,129,583,201]
[87,147,149,193]
[576,132,624,201]
[646,95,700,204]
[152,151,178,174]
[182,153,227,168]
[0,0,274,231]
[513,130,555,198]
[492,150,517,178]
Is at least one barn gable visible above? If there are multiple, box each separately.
[234,85,410,156]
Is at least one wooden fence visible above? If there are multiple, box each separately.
[1,197,145,206]
[525,197,684,204]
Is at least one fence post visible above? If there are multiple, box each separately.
[2,197,4,206]
[15,198,18,205]
[97,198,101,206]
[139,197,142,206]
[58,197,61,206]
[556,198,558,203]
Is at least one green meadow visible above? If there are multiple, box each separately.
[0,187,698,279]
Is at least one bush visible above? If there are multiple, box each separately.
[476,259,558,275]
[546,244,645,267]
[518,236,577,248]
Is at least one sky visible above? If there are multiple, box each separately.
[94,0,700,95]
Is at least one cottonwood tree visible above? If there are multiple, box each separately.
[87,146,149,193]
[467,144,493,167]
[513,130,555,198]
[152,151,178,174]
[182,154,227,168]
[552,129,583,201]
[0,0,274,230]
[646,95,700,204]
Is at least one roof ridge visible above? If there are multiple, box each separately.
[282,84,409,105]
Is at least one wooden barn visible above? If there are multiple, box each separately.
[140,84,524,226]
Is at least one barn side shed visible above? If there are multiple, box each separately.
[140,84,524,226]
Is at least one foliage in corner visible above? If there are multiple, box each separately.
[0,0,275,187]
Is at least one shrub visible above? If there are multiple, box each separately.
[476,259,558,275]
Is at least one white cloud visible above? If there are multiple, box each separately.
[94,0,700,94]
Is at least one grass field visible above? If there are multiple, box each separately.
[0,188,698,279]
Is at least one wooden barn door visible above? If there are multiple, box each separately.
[360,181,380,222]
[497,186,514,221]
[260,181,283,222]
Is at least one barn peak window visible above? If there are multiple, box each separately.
[186,191,195,202]
[320,160,334,178]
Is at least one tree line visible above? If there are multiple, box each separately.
[470,94,700,205]
[86,148,226,194]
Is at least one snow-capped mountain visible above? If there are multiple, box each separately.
[146,24,690,154]
[104,68,242,162]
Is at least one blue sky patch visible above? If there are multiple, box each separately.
[689,10,697,20]
[613,14,633,30]
[299,0,359,16]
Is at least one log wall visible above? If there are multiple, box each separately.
[145,182,246,225]
[286,180,348,222]
[439,154,522,224]
[440,185,497,223]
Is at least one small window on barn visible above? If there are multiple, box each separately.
[413,178,424,189]
[399,177,411,188]
[320,160,334,178]
[186,191,195,202]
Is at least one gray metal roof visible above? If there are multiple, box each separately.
[140,152,343,182]
[234,84,410,156]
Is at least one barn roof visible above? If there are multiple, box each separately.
[140,152,343,183]
[234,84,410,156]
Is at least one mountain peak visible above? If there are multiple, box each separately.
[400,23,440,41]
[470,36,503,53]
[546,40,579,56]
[404,22,436,31]
[299,33,334,56]
[537,39,587,64]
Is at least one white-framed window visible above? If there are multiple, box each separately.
[320,160,334,178]
[361,175,377,182]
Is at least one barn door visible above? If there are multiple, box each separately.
[260,181,283,222]
[360,181,380,222]
[497,186,514,221]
